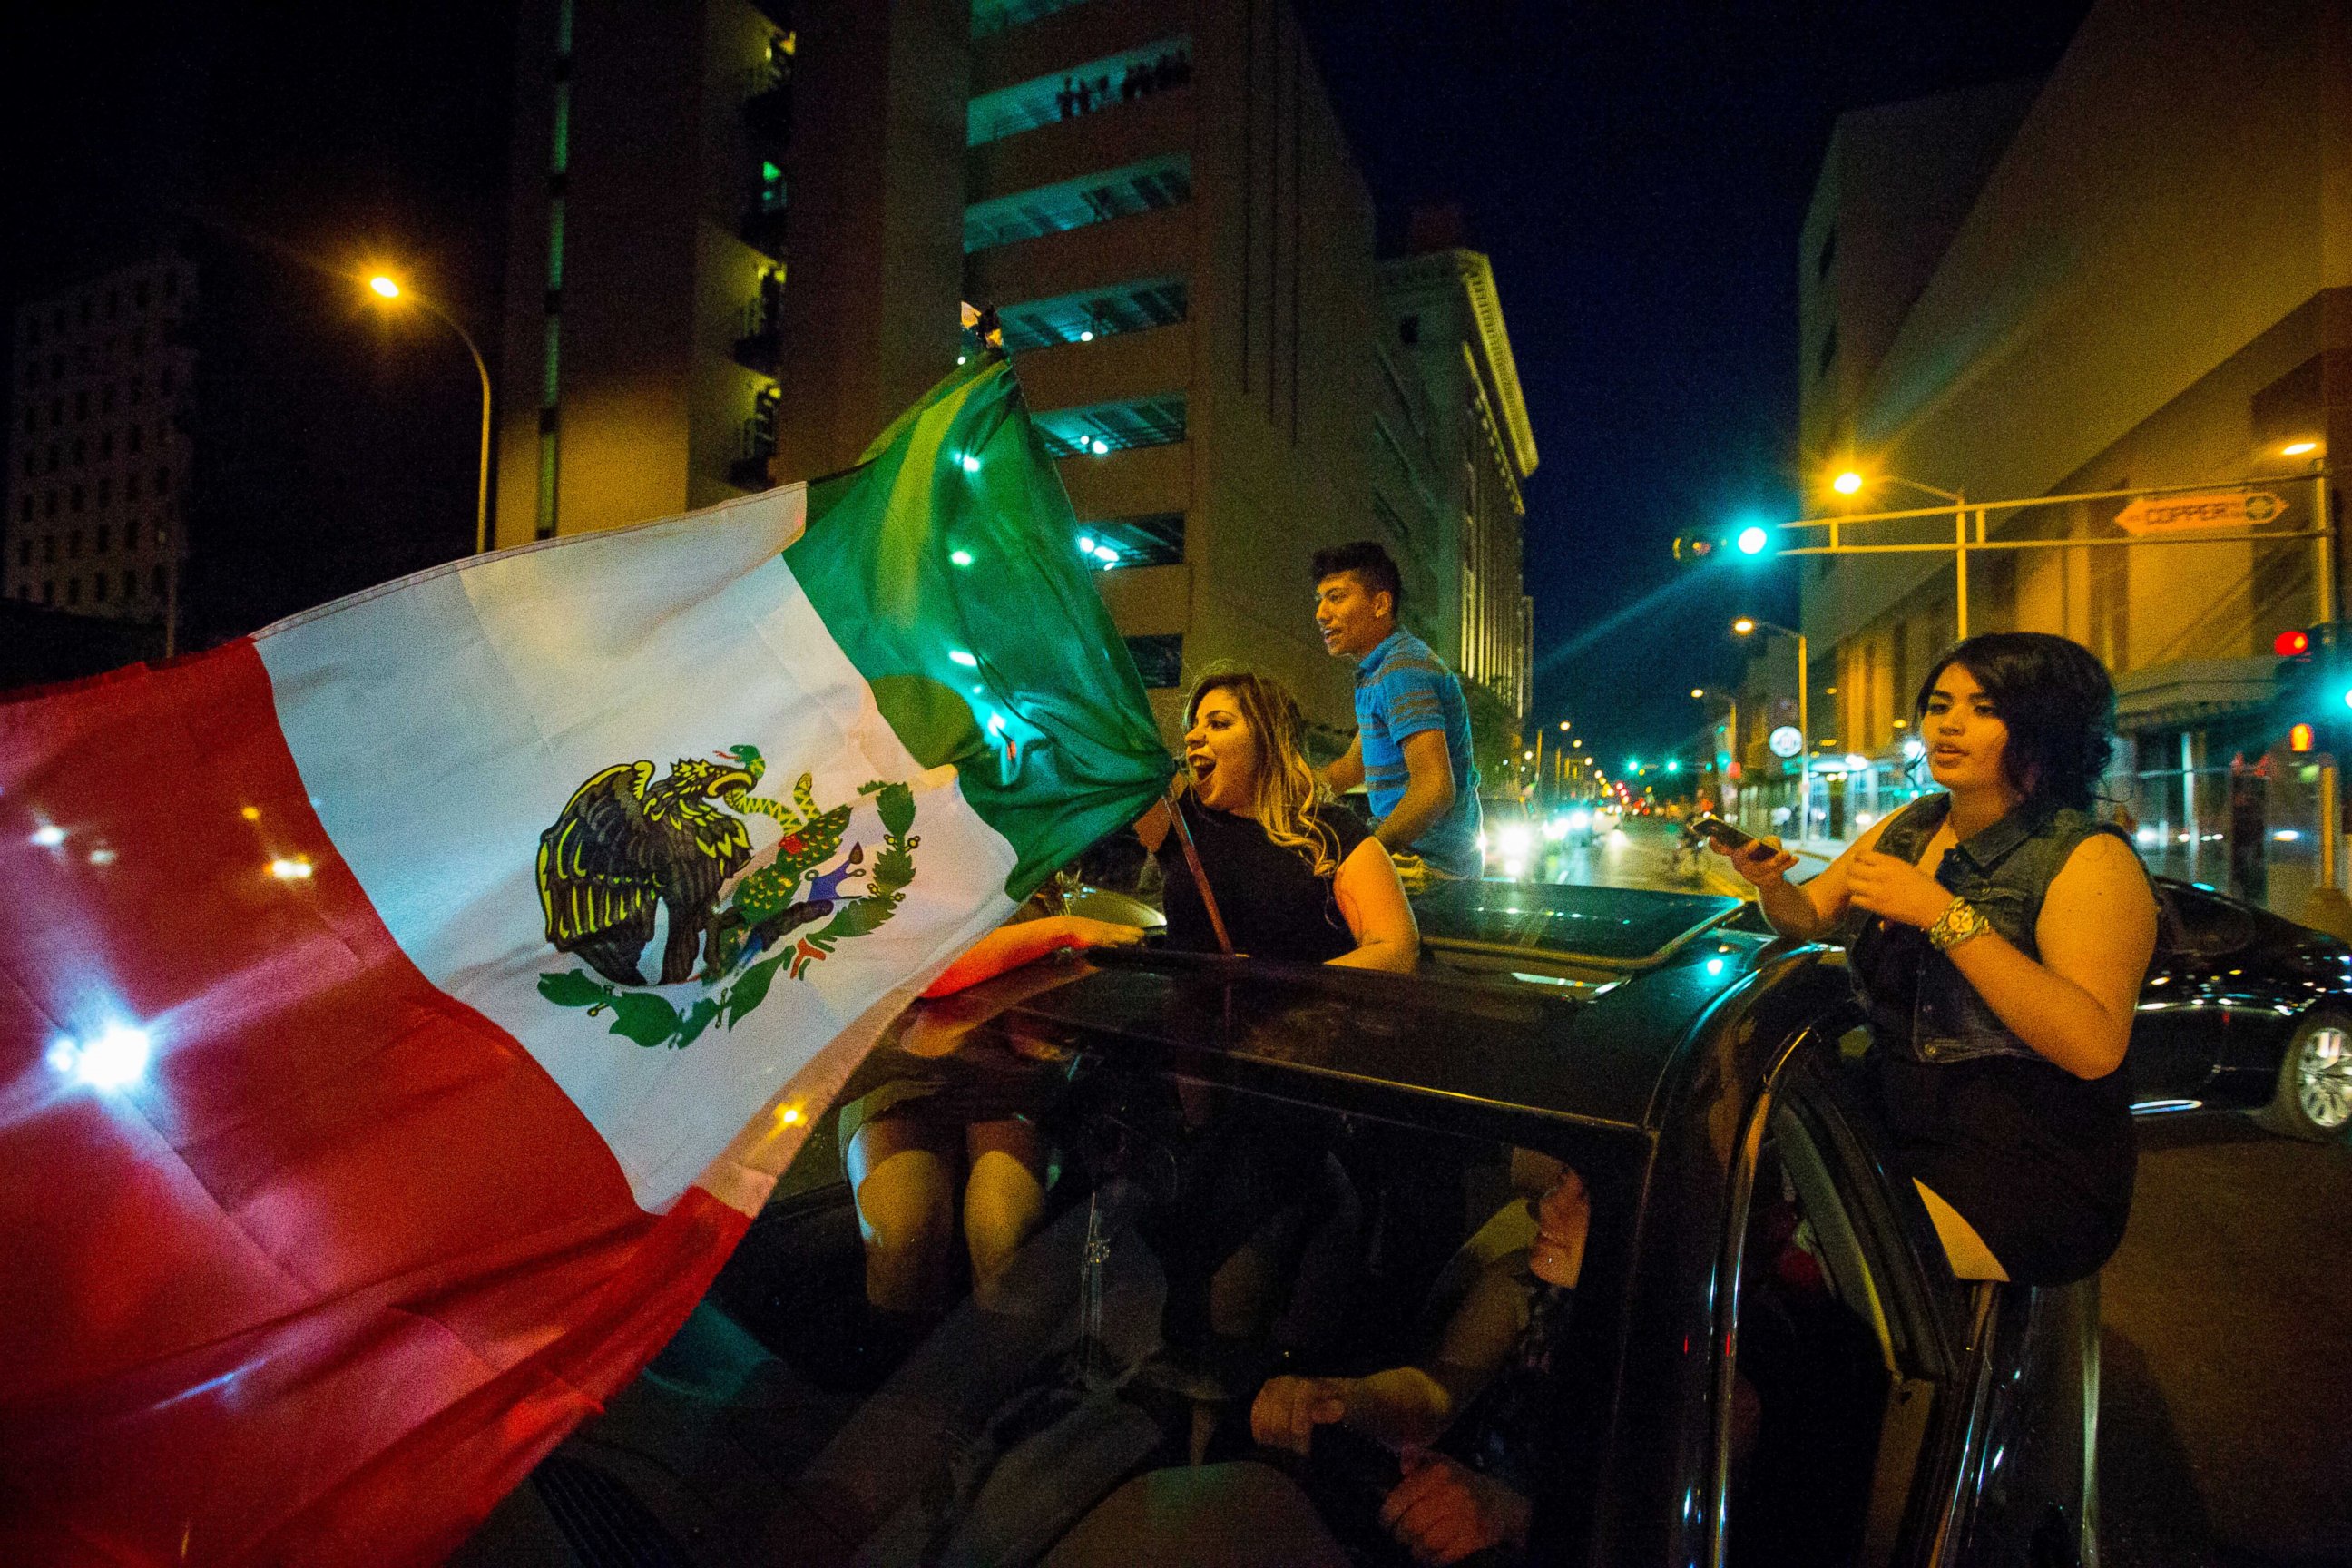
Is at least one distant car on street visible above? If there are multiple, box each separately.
[463,879,2106,1567]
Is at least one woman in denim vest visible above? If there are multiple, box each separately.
[1716,632,2157,1285]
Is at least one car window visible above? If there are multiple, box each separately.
[461,1030,1628,1565]
[1719,1071,1952,1568]
[2156,880,2257,957]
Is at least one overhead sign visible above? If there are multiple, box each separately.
[2112,491,2288,535]
[1768,725,1804,760]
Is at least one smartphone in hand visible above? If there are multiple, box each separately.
[1689,815,1755,852]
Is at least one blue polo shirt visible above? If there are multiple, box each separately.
[1354,629,1482,878]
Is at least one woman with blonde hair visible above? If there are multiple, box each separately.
[1138,668,1417,972]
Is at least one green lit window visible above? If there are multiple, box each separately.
[962,156,1190,253]
[551,83,571,175]
[971,0,1095,39]
[1035,396,1186,457]
[541,317,561,408]
[996,278,1186,352]
[555,0,573,56]
[536,429,560,538]
[546,198,565,291]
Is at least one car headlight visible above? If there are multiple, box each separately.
[1565,810,1590,832]
[1498,823,1533,857]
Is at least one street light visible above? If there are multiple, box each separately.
[1830,467,1976,634]
[1734,616,1811,841]
[366,273,494,555]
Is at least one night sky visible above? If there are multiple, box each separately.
[5,1,2090,762]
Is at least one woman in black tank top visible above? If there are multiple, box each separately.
[1711,633,2157,1285]
[1137,670,1419,974]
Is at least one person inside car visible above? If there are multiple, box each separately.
[1046,1157,1591,1568]
[1137,668,1419,974]
[839,887,1143,1375]
[1713,632,2157,1285]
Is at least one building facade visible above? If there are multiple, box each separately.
[1375,239,1537,739]
[960,0,1381,740]
[498,0,1519,747]
[5,252,192,632]
[1786,0,2352,910]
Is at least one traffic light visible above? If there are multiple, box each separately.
[2274,622,2352,754]
[1672,521,1779,563]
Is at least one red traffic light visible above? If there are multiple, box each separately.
[2277,629,2312,657]
[2291,722,2317,753]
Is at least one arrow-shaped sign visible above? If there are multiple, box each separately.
[2113,491,2288,534]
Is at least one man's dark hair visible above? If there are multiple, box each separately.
[1310,541,1403,613]
[1914,632,2116,812]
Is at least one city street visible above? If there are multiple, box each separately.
[1554,817,2352,1564]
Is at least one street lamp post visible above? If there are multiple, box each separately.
[1734,617,1809,842]
[1835,469,1972,637]
[368,275,494,555]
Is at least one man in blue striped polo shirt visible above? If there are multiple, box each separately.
[1312,542,1483,882]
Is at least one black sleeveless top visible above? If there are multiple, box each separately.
[1154,794,1370,964]
[1840,795,2143,1285]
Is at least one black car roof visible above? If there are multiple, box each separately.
[959,931,1779,1136]
[1411,878,1745,970]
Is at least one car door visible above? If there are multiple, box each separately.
[1716,1040,2092,1568]
[2127,879,2254,1103]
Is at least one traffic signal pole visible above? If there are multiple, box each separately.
[2308,467,2347,930]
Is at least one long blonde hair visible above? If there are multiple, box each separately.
[1182,669,1342,878]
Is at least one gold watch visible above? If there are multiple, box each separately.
[1926,897,1991,952]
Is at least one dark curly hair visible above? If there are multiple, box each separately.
[1915,632,2115,813]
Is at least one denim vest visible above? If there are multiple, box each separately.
[1845,795,2134,1066]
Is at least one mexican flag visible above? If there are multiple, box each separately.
[0,358,1171,1564]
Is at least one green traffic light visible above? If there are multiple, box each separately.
[1735,525,1769,555]
[1666,760,1681,773]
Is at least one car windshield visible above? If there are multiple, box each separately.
[1412,877,1742,968]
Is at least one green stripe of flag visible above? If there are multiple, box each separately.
[787,358,1174,900]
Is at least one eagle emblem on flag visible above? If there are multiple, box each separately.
[534,745,921,1047]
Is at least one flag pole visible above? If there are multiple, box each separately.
[1162,782,1234,956]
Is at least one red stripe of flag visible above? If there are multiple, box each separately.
[0,641,745,1563]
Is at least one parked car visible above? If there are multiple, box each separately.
[2132,876,2352,1140]
[460,879,2102,1567]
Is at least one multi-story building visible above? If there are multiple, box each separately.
[959,0,1380,740]
[499,0,1435,744]
[5,251,193,632]
[1375,223,1537,746]
[1789,0,2350,910]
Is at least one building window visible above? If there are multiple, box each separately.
[1080,512,1184,569]
[154,466,170,495]
[152,564,166,597]
[94,523,109,553]
[68,485,83,513]
[122,568,135,599]
[127,426,142,455]
[962,155,1192,252]
[93,572,108,603]
[1036,396,1187,457]
[1399,315,1420,347]
[970,0,1097,40]
[1122,633,1183,689]
[996,277,1188,352]
[64,577,80,606]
